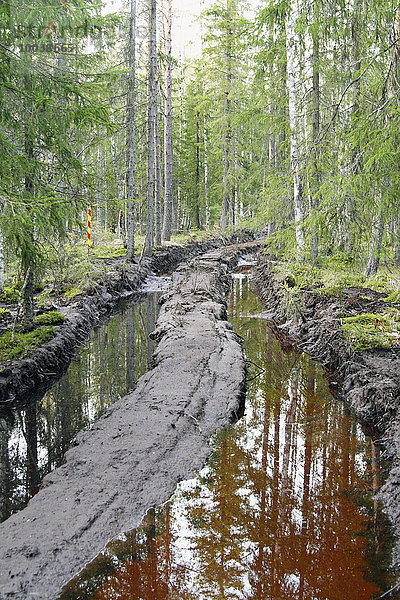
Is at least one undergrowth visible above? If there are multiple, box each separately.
[271,254,400,297]
[271,253,400,352]
[342,311,400,351]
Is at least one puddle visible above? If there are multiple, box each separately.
[57,275,399,600]
[0,292,162,521]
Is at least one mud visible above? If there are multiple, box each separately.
[0,233,256,408]
[0,240,260,600]
[253,255,400,569]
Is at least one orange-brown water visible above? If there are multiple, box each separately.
[57,275,397,599]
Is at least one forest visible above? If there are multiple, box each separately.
[1,0,400,328]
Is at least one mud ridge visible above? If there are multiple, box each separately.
[0,239,261,600]
[253,254,400,568]
[0,232,256,408]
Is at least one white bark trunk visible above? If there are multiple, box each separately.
[144,0,157,256]
[286,0,304,253]
[126,0,136,260]
[162,0,173,241]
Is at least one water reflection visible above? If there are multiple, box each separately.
[0,293,160,521]
[58,277,398,600]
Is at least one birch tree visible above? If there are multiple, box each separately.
[285,0,305,253]
[126,0,136,260]
[162,0,174,241]
[144,0,157,256]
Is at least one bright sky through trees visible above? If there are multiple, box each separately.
[104,0,257,58]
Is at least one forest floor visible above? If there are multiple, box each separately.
[253,253,400,569]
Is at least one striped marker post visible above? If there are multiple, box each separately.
[87,205,92,248]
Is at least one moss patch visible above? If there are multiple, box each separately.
[64,287,84,301]
[342,310,400,351]
[271,255,400,301]
[0,327,56,360]
[34,310,65,326]
[0,287,20,304]
[383,290,400,304]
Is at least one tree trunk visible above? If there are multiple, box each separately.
[310,10,320,260]
[220,2,234,231]
[155,95,162,246]
[193,117,201,229]
[97,141,104,228]
[365,206,384,277]
[0,223,4,293]
[144,0,157,256]
[204,101,210,229]
[126,0,136,260]
[162,0,174,242]
[286,0,305,254]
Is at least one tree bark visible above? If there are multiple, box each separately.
[204,94,210,229]
[144,0,157,256]
[286,0,305,254]
[365,205,384,277]
[97,140,104,228]
[220,1,234,231]
[126,0,136,260]
[155,88,162,246]
[162,0,174,242]
[310,9,320,260]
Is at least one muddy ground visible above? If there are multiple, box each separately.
[253,255,400,570]
[0,240,261,600]
[0,233,256,408]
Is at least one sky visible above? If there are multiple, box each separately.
[104,0,258,59]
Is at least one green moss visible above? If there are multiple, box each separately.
[0,308,10,318]
[342,310,400,351]
[271,255,400,299]
[34,310,65,326]
[383,290,400,304]
[64,287,84,300]
[0,327,56,360]
[0,287,20,304]
[37,289,55,306]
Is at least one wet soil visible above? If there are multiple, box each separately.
[0,241,260,600]
[253,255,400,571]
[0,233,256,408]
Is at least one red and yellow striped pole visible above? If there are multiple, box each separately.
[87,205,92,248]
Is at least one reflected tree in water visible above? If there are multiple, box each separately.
[2,294,161,519]
[46,279,399,599]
